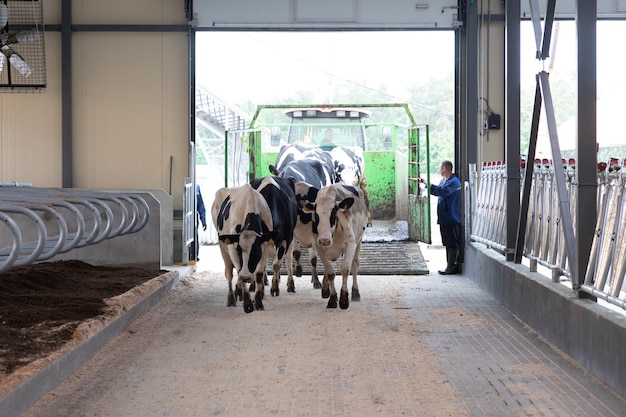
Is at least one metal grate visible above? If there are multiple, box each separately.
[0,0,46,91]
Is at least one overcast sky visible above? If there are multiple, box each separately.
[196,31,454,103]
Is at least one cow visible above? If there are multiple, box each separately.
[268,144,336,287]
[331,146,372,227]
[300,183,369,309]
[269,144,335,189]
[293,181,323,288]
[250,175,298,296]
[211,183,275,313]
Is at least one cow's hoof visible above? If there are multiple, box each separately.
[339,292,349,309]
[351,289,361,302]
[271,287,279,297]
[227,296,236,307]
[321,288,330,298]
[243,301,254,313]
[327,295,338,308]
[312,279,322,289]
[254,297,264,311]
[287,285,296,293]
[235,287,243,301]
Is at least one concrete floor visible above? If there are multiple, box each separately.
[14,244,626,417]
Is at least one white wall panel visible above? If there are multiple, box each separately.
[72,32,188,202]
[73,0,185,25]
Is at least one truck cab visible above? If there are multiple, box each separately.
[280,107,370,151]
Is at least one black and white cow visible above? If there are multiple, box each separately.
[211,183,275,313]
[268,144,336,286]
[331,146,372,226]
[300,183,369,309]
[293,181,323,288]
[250,175,298,296]
[269,144,335,189]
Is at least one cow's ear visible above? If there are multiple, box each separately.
[338,197,355,210]
[219,234,240,244]
[269,164,279,176]
[300,200,315,213]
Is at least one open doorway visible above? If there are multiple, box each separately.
[194,30,456,251]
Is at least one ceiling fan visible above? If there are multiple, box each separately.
[0,3,38,78]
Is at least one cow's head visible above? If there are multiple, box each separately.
[301,186,356,248]
[218,213,275,281]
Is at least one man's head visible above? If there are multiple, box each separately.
[439,160,453,179]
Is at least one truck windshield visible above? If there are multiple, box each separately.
[287,118,366,150]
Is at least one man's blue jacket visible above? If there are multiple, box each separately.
[429,174,462,225]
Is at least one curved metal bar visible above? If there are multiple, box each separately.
[0,203,47,267]
[0,192,85,253]
[0,211,23,273]
[17,202,68,262]
[113,194,139,235]
[127,194,150,233]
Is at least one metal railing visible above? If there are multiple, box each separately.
[468,158,626,310]
[182,178,194,265]
[0,185,150,273]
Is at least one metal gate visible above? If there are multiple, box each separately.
[407,125,431,244]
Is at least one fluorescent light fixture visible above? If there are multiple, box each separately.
[306,110,316,117]
[337,110,346,117]
[293,110,303,117]
[415,4,429,9]
[350,111,359,117]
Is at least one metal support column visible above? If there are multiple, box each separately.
[505,0,521,262]
[61,0,73,188]
[575,1,597,293]
[463,0,479,175]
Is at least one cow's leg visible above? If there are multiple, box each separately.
[241,283,254,313]
[350,241,362,302]
[310,246,322,289]
[253,271,265,311]
[285,240,296,293]
[220,246,237,307]
[326,272,338,308]
[339,243,359,309]
[318,254,333,299]
[294,245,303,277]
[271,256,281,297]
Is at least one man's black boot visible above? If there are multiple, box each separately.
[438,248,459,275]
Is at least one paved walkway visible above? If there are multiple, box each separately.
[21,244,626,417]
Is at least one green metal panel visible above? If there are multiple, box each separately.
[364,151,397,220]
[249,130,263,181]
[260,152,278,177]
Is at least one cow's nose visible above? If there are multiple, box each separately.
[318,238,331,247]
[239,274,253,283]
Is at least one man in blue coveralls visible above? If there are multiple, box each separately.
[422,160,462,275]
